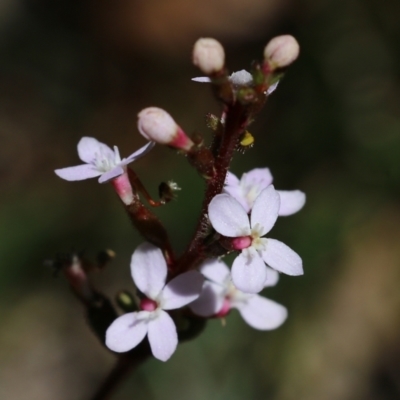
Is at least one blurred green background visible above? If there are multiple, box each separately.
[1,0,400,399]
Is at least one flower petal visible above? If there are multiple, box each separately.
[229,70,253,86]
[231,250,267,294]
[277,190,306,216]
[77,137,113,164]
[250,186,280,235]
[131,243,167,299]
[199,259,230,284]
[225,171,240,187]
[264,266,280,287]
[241,168,273,190]
[222,186,249,212]
[125,141,155,163]
[192,77,211,82]
[235,295,287,330]
[261,238,303,276]
[54,164,102,181]
[147,310,178,361]
[208,194,251,237]
[162,271,203,310]
[98,165,124,183]
[266,81,279,95]
[105,312,148,352]
[189,281,225,317]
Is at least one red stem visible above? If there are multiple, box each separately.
[175,101,250,273]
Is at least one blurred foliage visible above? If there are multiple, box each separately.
[1,0,400,399]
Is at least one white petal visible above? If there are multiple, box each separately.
[235,296,287,330]
[125,141,155,163]
[277,190,306,216]
[54,164,102,181]
[261,238,303,276]
[266,81,279,95]
[189,281,225,317]
[147,311,178,362]
[241,168,273,189]
[131,243,167,299]
[199,259,230,284]
[77,137,113,163]
[264,266,280,287]
[162,271,204,310]
[192,77,211,82]
[225,171,240,187]
[105,312,148,352]
[229,70,253,86]
[222,186,249,212]
[251,186,280,235]
[98,166,124,183]
[231,251,267,294]
[208,194,251,237]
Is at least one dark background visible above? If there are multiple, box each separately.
[1,0,400,399]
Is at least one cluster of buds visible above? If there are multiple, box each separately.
[54,34,303,367]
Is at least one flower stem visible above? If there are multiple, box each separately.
[175,101,250,273]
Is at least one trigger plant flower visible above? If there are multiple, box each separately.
[105,242,203,362]
[224,168,306,215]
[54,137,154,184]
[208,186,303,294]
[190,259,287,330]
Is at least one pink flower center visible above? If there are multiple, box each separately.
[231,236,252,250]
[215,298,231,317]
[140,298,158,311]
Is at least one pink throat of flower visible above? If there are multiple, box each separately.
[140,298,158,312]
[215,298,231,318]
[231,236,252,250]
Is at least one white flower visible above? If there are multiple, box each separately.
[224,168,306,215]
[55,137,154,183]
[190,259,287,330]
[208,186,303,294]
[105,243,203,362]
[192,70,279,94]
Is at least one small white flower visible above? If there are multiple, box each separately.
[190,259,287,330]
[224,168,306,215]
[208,186,303,294]
[192,70,279,94]
[105,243,203,362]
[55,137,154,183]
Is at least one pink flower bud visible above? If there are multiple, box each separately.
[264,35,300,69]
[192,38,225,75]
[138,107,194,151]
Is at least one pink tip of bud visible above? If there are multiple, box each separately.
[231,236,252,250]
[140,298,158,312]
[264,35,300,69]
[192,38,225,75]
[138,107,194,151]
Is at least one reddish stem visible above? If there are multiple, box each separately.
[174,101,250,273]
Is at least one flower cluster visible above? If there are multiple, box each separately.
[54,35,304,364]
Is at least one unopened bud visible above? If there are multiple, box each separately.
[192,38,225,75]
[264,35,300,69]
[138,107,194,151]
